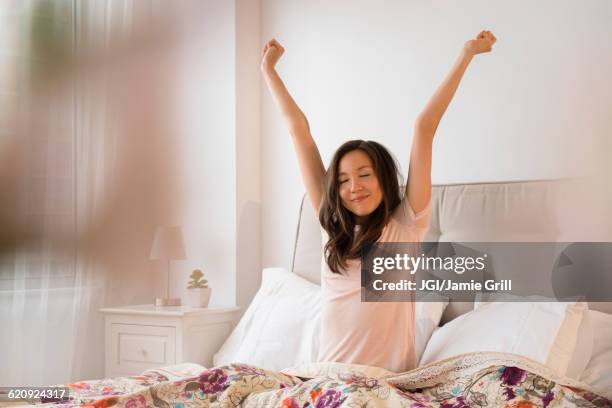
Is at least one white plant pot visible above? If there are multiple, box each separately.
[187,287,211,308]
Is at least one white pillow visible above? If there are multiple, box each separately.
[579,310,612,397]
[419,299,586,376]
[414,293,449,365]
[473,293,590,378]
[213,268,321,371]
[560,306,593,380]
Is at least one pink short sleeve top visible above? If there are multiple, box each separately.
[317,196,431,373]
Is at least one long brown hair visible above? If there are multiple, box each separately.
[319,140,403,274]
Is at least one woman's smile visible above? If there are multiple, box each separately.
[351,195,369,203]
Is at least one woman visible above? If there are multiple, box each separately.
[261,31,496,372]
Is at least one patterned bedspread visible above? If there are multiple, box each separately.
[34,352,610,407]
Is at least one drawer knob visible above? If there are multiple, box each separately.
[141,349,148,356]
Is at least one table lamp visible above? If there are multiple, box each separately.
[150,226,186,306]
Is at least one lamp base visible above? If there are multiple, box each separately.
[155,297,182,307]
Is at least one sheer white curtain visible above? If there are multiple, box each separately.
[0,0,152,385]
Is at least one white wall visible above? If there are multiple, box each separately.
[235,0,263,312]
[171,0,262,312]
[261,0,612,269]
[172,0,237,307]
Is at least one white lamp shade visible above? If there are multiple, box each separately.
[150,226,187,260]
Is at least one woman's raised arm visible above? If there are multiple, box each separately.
[407,30,497,214]
[261,39,325,213]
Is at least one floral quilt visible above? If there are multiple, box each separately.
[33,353,610,407]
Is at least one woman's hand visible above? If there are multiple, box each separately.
[261,38,285,71]
[463,30,497,56]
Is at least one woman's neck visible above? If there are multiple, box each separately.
[355,215,367,225]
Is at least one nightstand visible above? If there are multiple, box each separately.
[100,304,240,377]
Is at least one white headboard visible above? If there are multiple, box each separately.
[290,179,612,324]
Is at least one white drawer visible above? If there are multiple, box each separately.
[109,324,176,375]
[102,305,241,377]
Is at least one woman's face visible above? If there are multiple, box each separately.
[337,149,383,222]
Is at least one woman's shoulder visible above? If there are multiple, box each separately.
[388,194,431,228]
[377,195,432,243]
[321,257,360,281]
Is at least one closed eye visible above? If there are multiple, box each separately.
[360,174,370,178]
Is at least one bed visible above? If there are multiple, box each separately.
[29,179,612,407]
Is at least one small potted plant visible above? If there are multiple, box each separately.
[186,269,211,308]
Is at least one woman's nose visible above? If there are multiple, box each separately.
[350,178,363,192]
